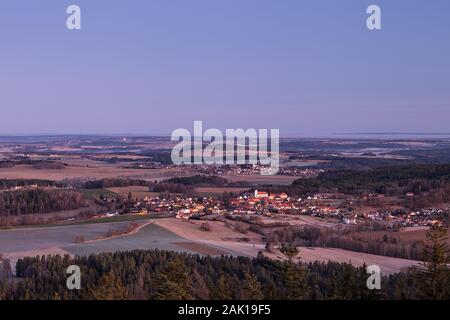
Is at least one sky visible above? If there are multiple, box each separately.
[0,0,449,136]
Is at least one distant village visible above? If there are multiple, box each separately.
[196,163,324,177]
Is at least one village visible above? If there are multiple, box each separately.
[107,189,449,229]
[196,163,324,177]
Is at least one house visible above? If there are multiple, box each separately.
[176,209,192,219]
[343,215,357,225]
[254,190,269,198]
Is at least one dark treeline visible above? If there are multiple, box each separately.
[148,182,192,194]
[292,164,450,195]
[293,155,410,170]
[165,175,228,186]
[139,150,174,165]
[32,162,66,170]
[0,160,65,169]
[0,249,430,300]
[148,176,249,195]
[316,157,410,170]
[83,176,248,195]
[254,164,450,206]
[0,161,15,168]
[84,178,149,189]
[0,179,57,190]
[0,189,87,216]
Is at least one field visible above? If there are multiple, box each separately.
[61,223,198,256]
[0,220,150,253]
[0,163,189,181]
[106,186,159,199]
[0,219,238,270]
[79,188,117,199]
[194,187,250,196]
[171,242,228,255]
[152,218,420,274]
[153,218,263,243]
[256,214,339,228]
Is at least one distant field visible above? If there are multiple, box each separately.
[79,188,117,199]
[107,186,159,199]
[194,186,249,196]
[0,164,189,181]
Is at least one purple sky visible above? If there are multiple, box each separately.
[0,0,449,136]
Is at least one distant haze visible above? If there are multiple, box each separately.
[0,0,449,136]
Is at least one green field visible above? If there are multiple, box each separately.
[78,188,117,199]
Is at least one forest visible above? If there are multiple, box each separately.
[0,221,448,301]
[147,176,250,195]
[83,178,149,189]
[164,175,229,186]
[291,164,450,195]
[0,247,445,300]
[0,189,87,216]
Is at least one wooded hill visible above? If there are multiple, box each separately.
[0,189,87,216]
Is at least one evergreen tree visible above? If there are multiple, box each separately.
[280,243,300,262]
[153,258,191,300]
[240,272,263,300]
[282,261,308,299]
[415,225,450,299]
[212,274,233,300]
[87,272,128,300]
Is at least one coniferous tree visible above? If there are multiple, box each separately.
[87,272,128,300]
[153,258,191,300]
[240,272,263,300]
[279,244,300,262]
[212,274,233,300]
[415,225,450,299]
